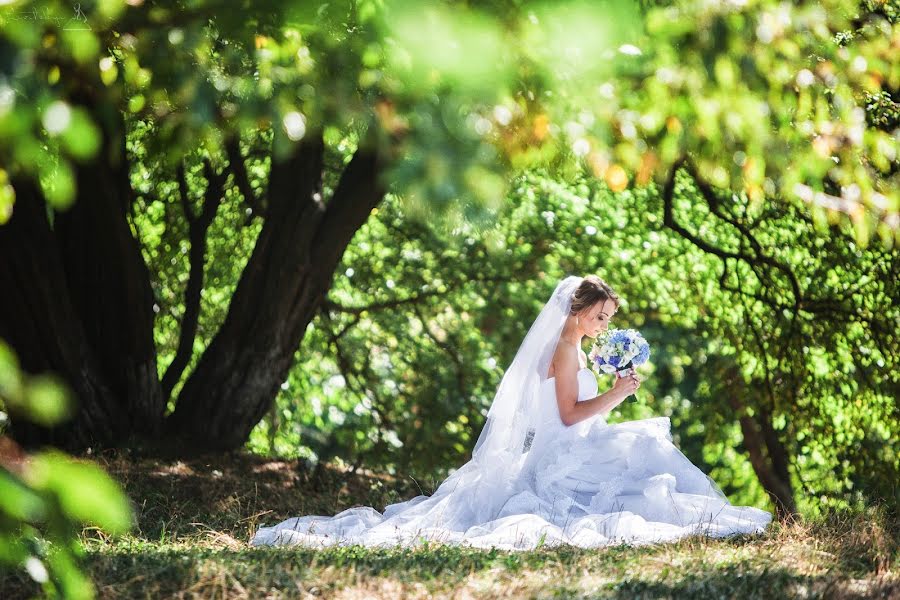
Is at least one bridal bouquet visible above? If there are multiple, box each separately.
[588,329,650,399]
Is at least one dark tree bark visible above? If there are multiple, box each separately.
[168,130,386,450]
[727,389,797,519]
[0,78,164,445]
[0,176,130,448]
[53,125,164,435]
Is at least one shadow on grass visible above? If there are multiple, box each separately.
[4,544,898,599]
[603,566,900,600]
[94,451,424,542]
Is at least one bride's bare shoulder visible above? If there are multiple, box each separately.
[549,340,579,378]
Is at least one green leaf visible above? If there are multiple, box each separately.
[27,451,133,535]
[97,0,127,22]
[45,545,94,600]
[22,375,72,426]
[60,30,100,65]
[60,109,101,161]
[0,533,29,565]
[41,161,75,209]
[0,470,46,522]
[0,168,14,224]
[0,339,24,401]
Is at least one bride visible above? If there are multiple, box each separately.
[252,275,772,550]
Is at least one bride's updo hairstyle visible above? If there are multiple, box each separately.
[569,275,621,316]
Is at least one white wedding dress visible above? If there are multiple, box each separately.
[251,365,772,550]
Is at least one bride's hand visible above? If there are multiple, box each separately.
[611,374,640,402]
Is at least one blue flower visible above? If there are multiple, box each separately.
[610,330,630,345]
[634,344,651,365]
[609,355,621,367]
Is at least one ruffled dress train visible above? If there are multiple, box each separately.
[252,368,772,550]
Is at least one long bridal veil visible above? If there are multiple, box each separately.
[468,275,584,491]
[251,275,585,548]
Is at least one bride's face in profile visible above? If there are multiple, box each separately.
[577,299,617,339]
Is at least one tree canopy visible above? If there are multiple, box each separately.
[1,0,897,237]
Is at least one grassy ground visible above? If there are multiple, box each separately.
[2,451,898,599]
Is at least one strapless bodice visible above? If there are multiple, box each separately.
[542,367,599,401]
[534,367,602,435]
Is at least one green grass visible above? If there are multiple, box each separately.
[2,451,898,599]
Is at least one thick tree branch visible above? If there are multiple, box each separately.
[683,159,803,312]
[51,101,165,432]
[665,160,799,516]
[225,135,265,220]
[662,159,748,264]
[728,393,798,518]
[731,279,797,516]
[162,160,227,399]
[176,163,194,224]
[311,138,386,276]
[0,177,129,446]
[168,131,331,447]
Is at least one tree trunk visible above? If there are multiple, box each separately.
[54,127,164,435]
[759,405,795,505]
[3,118,383,453]
[727,394,797,518]
[168,130,385,450]
[0,176,130,448]
[1,97,164,445]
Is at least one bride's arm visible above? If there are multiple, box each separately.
[567,387,628,424]
[552,343,582,426]
[554,344,636,426]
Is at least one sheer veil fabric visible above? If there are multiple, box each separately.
[251,276,772,550]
